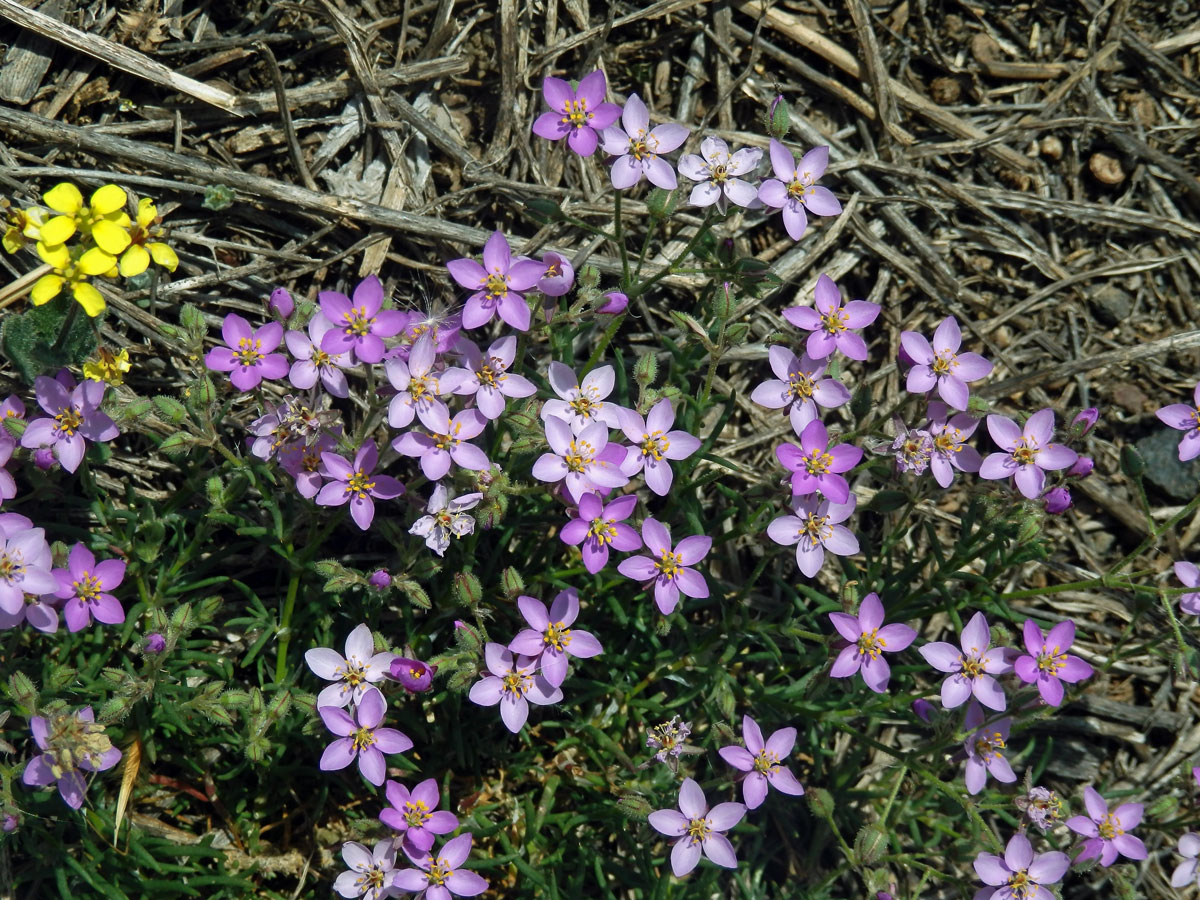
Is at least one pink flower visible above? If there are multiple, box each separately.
[599,93,689,190]
[54,542,126,632]
[1065,786,1146,867]
[467,643,562,732]
[508,589,603,687]
[597,291,628,314]
[388,657,436,693]
[20,376,119,472]
[918,611,1014,710]
[542,362,623,432]
[900,316,993,410]
[927,401,982,488]
[531,417,627,502]
[616,517,710,615]
[756,140,842,240]
[1156,381,1200,461]
[333,840,398,900]
[1176,561,1200,615]
[537,251,575,296]
[446,231,544,332]
[379,778,459,854]
[750,346,850,435]
[767,494,858,578]
[775,419,862,504]
[393,833,489,899]
[22,707,120,810]
[392,407,490,481]
[648,777,746,876]
[718,715,804,809]
[677,137,762,211]
[1172,833,1200,889]
[962,702,1015,795]
[452,336,537,420]
[305,623,395,709]
[559,491,641,573]
[384,332,468,430]
[315,442,405,531]
[204,313,289,391]
[318,275,406,364]
[318,687,413,786]
[617,399,701,495]
[782,274,879,361]
[828,593,916,693]
[285,312,353,398]
[0,522,56,619]
[1011,619,1093,706]
[978,409,1078,500]
[0,436,16,506]
[531,70,621,157]
[973,832,1068,900]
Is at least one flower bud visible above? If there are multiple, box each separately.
[1071,407,1099,436]
[633,352,658,387]
[768,95,790,139]
[2,813,17,833]
[144,633,166,654]
[390,657,436,693]
[807,786,836,819]
[597,291,628,314]
[854,823,888,866]
[453,619,484,655]
[1043,486,1072,515]
[645,187,679,220]
[1067,456,1093,479]
[1120,444,1145,478]
[267,287,294,319]
[500,567,524,598]
[709,282,737,320]
[452,570,483,608]
[368,569,392,590]
[911,698,935,723]
[616,793,653,820]
[33,448,55,471]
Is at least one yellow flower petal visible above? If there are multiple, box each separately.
[21,208,46,238]
[92,219,132,255]
[78,246,117,276]
[73,281,106,317]
[36,241,70,268]
[31,274,65,305]
[43,182,83,215]
[2,228,22,254]
[119,244,150,277]
[83,362,104,381]
[137,197,157,228]
[90,184,128,216]
[148,242,178,272]
[39,215,76,247]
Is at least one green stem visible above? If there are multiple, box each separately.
[879,763,909,827]
[999,575,1149,602]
[613,191,630,288]
[51,300,80,353]
[627,214,715,300]
[274,563,300,684]
[1158,588,1193,677]
[582,312,626,375]
[1111,490,1200,576]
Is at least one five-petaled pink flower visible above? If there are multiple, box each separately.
[757,140,842,240]
[55,542,126,632]
[305,623,395,709]
[385,332,468,430]
[315,442,405,531]
[332,839,398,900]
[20,376,120,472]
[379,778,459,854]
[542,362,623,432]
[617,517,711,615]
[393,833,489,900]
[393,407,490,482]
[973,832,1069,900]
[768,494,858,578]
[531,418,628,502]
[453,336,537,420]
[900,316,993,410]
[918,611,1014,710]
[285,312,353,398]
[531,71,622,157]
[718,715,804,809]
[751,345,850,436]
[559,491,641,573]
[468,643,562,732]
[1176,560,1200,615]
[828,593,916,693]
[599,93,690,190]
[962,701,1016,795]
[1012,619,1093,706]
[782,274,879,361]
[776,419,862,504]
[1065,786,1146,867]
[318,687,413,786]
[927,401,983,488]
[677,137,762,211]
[648,777,746,876]
[446,231,544,332]
[617,399,701,495]
[318,275,406,365]
[508,588,603,687]
[1156,381,1200,461]
[978,409,1077,500]
[204,313,289,392]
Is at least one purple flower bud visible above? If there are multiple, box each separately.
[267,287,295,319]
[1043,486,1072,514]
[2,814,16,832]
[144,633,166,653]
[1067,456,1093,478]
[1194,766,1200,789]
[597,291,628,314]
[1071,407,1099,436]
[911,698,935,723]
[368,569,392,590]
[33,448,56,471]
[389,657,436,693]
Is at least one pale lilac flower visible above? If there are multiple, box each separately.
[409,483,483,556]
[900,316,993,410]
[618,399,701,495]
[782,274,879,361]
[267,286,294,319]
[531,70,621,157]
[203,313,288,391]
[768,494,858,578]
[508,589,603,687]
[55,542,126,632]
[927,401,983,488]
[305,623,395,709]
[388,657,436,693]
[1176,561,1200,615]
[677,137,762,211]
[393,833,489,900]
[646,716,692,767]
[776,419,862,504]
[889,422,935,475]
[962,702,1015,795]
[319,275,406,364]
[597,291,628,314]
[467,643,562,732]
[333,840,400,900]
[617,518,711,615]
[828,593,916,693]
[647,777,746,876]
[452,336,536,420]
[316,442,405,531]
[0,436,16,505]
[0,525,56,618]
[918,611,1014,711]
[446,231,544,332]
[380,779,459,854]
[718,715,804,809]
[393,407,489,482]
[285,312,353,398]
[388,309,463,360]
[1016,786,1064,833]
[1043,486,1072,514]
[1156,382,1200,461]
[384,332,468,430]
[979,410,1078,499]
[559,492,640,574]
[750,346,850,435]
[318,687,413,786]
[531,418,628,502]
[21,706,120,810]
[278,430,339,499]
[1172,833,1200,888]
[1012,619,1093,706]
[20,376,119,473]
[542,362,622,431]
[599,93,689,190]
[757,139,842,240]
[973,832,1069,900]
[537,251,574,296]
[1066,787,1146,867]
[0,395,24,421]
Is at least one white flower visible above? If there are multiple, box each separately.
[410,484,483,556]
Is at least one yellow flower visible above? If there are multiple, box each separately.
[83,347,132,385]
[118,198,178,277]
[38,183,132,257]
[2,200,47,254]
[31,246,115,317]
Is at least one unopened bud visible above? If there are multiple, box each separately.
[368,569,392,590]
[267,287,294,319]
[854,824,888,866]
[807,786,836,819]
[1043,486,1072,515]
[1067,456,1093,479]
[1120,445,1145,478]
[453,620,484,655]
[633,352,658,387]
[616,793,653,820]
[645,187,679,219]
[34,448,56,471]
[597,291,628,314]
[500,568,525,598]
[911,698,935,723]
[1071,407,1099,436]
[709,282,737,320]
[768,95,790,138]
[452,570,483,608]
[144,633,166,654]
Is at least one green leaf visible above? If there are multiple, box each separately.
[0,293,97,382]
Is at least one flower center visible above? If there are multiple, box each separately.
[856,628,886,659]
[478,362,501,387]
[587,517,617,546]
[820,308,849,334]
[54,405,83,436]
[629,136,653,161]
[343,306,374,337]
[560,97,591,129]
[685,817,711,843]
[958,653,985,678]
[1011,437,1040,466]
[563,439,596,473]
[403,800,431,828]
[427,858,453,886]
[544,621,572,652]
[933,431,961,454]
[346,469,375,499]
[0,550,25,583]
[800,512,831,547]
[484,273,510,298]
[1036,646,1065,676]
[786,172,814,201]
[233,336,264,367]
[639,431,669,461]
[72,571,102,603]
[356,867,385,892]
[312,349,334,368]
[337,659,369,690]
[568,394,598,419]
[501,671,531,697]
[351,726,376,752]
[931,351,957,376]
[430,430,461,452]
[752,749,781,775]
[711,163,728,184]
[1097,812,1124,840]
[974,730,1006,758]
[788,371,815,399]
[409,375,433,403]
[803,450,833,476]
[655,550,683,580]
[1006,869,1031,899]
